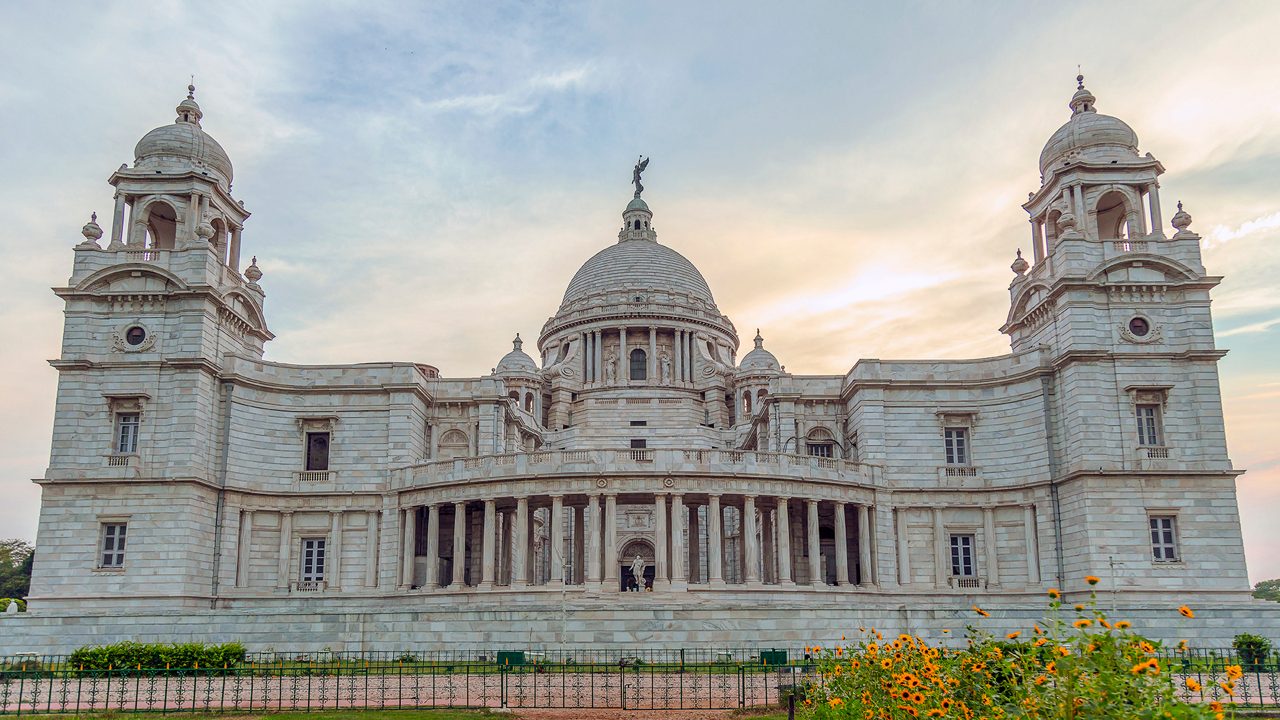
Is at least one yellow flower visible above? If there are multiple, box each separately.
[1006,631,1021,640]
[1047,588,1061,599]
[1220,681,1235,697]
[927,710,945,718]
[1185,677,1202,692]
[882,658,893,669]
[1033,637,1048,647]
[1130,660,1151,674]
[1226,664,1242,680]
[1098,618,1111,629]
[1115,621,1131,630]
[1178,605,1195,619]
[898,705,919,717]
[1033,674,1047,686]
[910,692,925,704]
[1073,619,1092,629]
[1073,604,1085,611]
[829,698,845,708]
[1033,624,1043,635]
[836,646,843,656]
[972,604,990,618]
[1046,661,1056,674]
[1177,639,1189,651]
[1139,641,1156,654]
[1085,575,1100,585]
[941,629,950,634]
[1054,646,1070,657]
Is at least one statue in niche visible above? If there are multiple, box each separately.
[630,555,645,591]
[604,351,617,384]
[660,351,673,385]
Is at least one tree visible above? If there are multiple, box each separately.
[0,539,33,598]
[1254,579,1280,603]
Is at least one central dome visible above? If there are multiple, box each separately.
[133,86,234,185]
[561,240,716,307]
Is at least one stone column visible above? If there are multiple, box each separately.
[1030,219,1044,263]
[452,502,466,586]
[675,330,684,383]
[648,326,657,379]
[512,497,529,587]
[1073,185,1087,233]
[423,504,439,589]
[983,506,1000,587]
[400,507,416,589]
[742,495,760,584]
[707,494,724,585]
[776,499,792,585]
[807,500,821,586]
[574,505,586,584]
[1024,504,1041,584]
[587,495,602,587]
[229,226,242,272]
[110,192,127,248]
[687,501,700,583]
[857,504,874,586]
[330,511,344,590]
[670,493,686,589]
[603,494,618,589]
[582,333,590,382]
[761,505,775,584]
[278,510,293,589]
[594,331,603,385]
[479,500,496,588]
[833,502,849,586]
[654,494,668,588]
[933,507,948,587]
[550,495,564,584]
[235,509,253,588]
[1148,183,1163,235]
[365,510,379,588]
[895,508,911,585]
[620,327,628,382]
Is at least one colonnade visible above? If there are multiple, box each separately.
[397,492,877,592]
[578,326,699,386]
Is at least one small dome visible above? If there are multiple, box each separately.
[133,85,234,184]
[626,197,651,213]
[739,330,780,372]
[496,334,538,374]
[1038,78,1139,175]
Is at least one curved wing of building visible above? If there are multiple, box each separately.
[13,77,1276,653]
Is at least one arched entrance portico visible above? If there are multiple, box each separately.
[619,538,655,592]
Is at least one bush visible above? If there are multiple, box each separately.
[0,598,26,612]
[1233,632,1272,670]
[68,641,246,670]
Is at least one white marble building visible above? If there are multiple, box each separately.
[9,78,1278,652]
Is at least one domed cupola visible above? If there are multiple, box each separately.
[133,85,235,186]
[1038,76,1141,177]
[496,333,539,376]
[738,329,781,373]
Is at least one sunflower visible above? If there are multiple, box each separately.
[972,605,990,618]
[1178,605,1195,619]
[1085,575,1100,585]
[1185,677,1202,692]
[1226,665,1243,681]
[1006,631,1021,640]
[1115,620,1131,630]
[1047,588,1061,599]
[1073,619,1092,629]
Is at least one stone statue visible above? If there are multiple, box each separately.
[630,555,645,590]
[632,156,649,198]
[660,352,672,385]
[604,351,617,384]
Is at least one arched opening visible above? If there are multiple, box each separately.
[756,388,768,402]
[508,390,520,402]
[143,201,178,249]
[629,348,647,380]
[210,218,227,263]
[1045,209,1061,254]
[523,391,534,413]
[1095,190,1129,240]
[633,219,642,230]
[438,429,469,460]
[619,538,655,591]
[806,427,836,458]
[742,390,753,416]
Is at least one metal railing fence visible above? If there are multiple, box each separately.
[1,646,1276,714]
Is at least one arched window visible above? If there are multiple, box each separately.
[743,391,753,416]
[806,427,835,458]
[524,392,534,413]
[438,429,470,460]
[629,348,647,380]
[634,219,642,230]
[143,201,178,249]
[1044,209,1061,253]
[1095,190,1129,240]
[508,390,520,402]
[757,388,768,401]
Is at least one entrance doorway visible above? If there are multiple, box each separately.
[619,538,655,592]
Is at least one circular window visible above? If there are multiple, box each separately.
[1128,317,1150,337]
[125,326,147,346]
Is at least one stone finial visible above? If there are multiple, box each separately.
[175,83,203,126]
[754,329,764,349]
[244,256,264,291]
[512,333,523,352]
[1010,248,1029,276]
[1069,73,1096,115]
[78,212,104,248]
[1171,201,1197,239]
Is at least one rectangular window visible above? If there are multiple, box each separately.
[1136,404,1163,446]
[1150,515,1179,562]
[300,538,326,582]
[100,523,127,568]
[630,439,647,449]
[115,413,140,454]
[949,534,975,576]
[806,443,834,458]
[944,427,969,465]
[629,420,648,427]
[305,432,330,471]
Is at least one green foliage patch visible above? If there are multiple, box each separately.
[68,642,246,670]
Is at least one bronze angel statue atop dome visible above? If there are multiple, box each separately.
[632,156,649,198]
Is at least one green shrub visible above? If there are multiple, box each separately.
[1233,632,1273,669]
[68,641,246,670]
[0,598,26,612]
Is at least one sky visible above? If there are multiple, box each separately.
[0,1,1277,583]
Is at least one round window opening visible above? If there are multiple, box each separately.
[1128,317,1150,337]
[125,326,147,346]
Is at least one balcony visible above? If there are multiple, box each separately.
[399,448,878,489]
[948,575,987,590]
[295,470,336,482]
[291,580,326,592]
[105,454,136,468]
[937,465,984,487]
[1135,446,1175,470]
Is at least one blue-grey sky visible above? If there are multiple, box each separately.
[2,1,1278,582]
